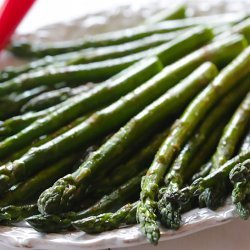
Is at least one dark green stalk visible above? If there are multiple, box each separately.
[0,86,49,119]
[157,78,250,229]
[0,52,148,96]
[27,172,144,233]
[200,91,250,209]
[160,150,250,228]
[37,62,218,215]
[158,123,225,229]
[137,47,250,244]
[72,201,138,234]
[10,12,245,57]
[90,128,170,194]
[66,31,182,65]
[212,93,250,170]
[2,114,90,163]
[0,204,38,224]
[21,84,95,112]
[191,162,213,181]
[0,153,80,207]
[2,27,213,95]
[2,31,181,82]
[0,56,162,153]
[0,32,244,157]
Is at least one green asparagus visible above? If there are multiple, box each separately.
[137,46,250,244]
[212,93,250,170]
[10,13,245,57]
[158,123,224,229]
[2,114,90,164]
[72,201,138,234]
[21,84,95,112]
[0,153,80,207]
[1,31,182,82]
[0,52,148,96]
[0,111,52,137]
[27,172,144,233]
[0,56,162,155]
[191,162,213,181]
[66,31,183,65]
[37,62,218,215]
[2,26,214,96]
[90,128,170,194]
[157,78,250,228]
[164,150,250,210]
[1,34,244,138]
[0,204,38,224]
[229,159,250,219]
[200,91,250,209]
[0,86,50,119]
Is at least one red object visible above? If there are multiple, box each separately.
[0,0,36,51]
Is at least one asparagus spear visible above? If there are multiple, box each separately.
[65,31,184,65]
[1,33,244,138]
[212,93,250,170]
[27,172,144,233]
[0,56,162,153]
[192,162,213,181]
[158,122,224,227]
[229,159,250,219]
[156,77,250,228]
[145,5,186,24]
[158,123,224,229]
[72,201,138,234]
[164,150,250,211]
[137,47,250,244]
[90,128,170,194]
[0,153,80,207]
[200,92,250,209]
[0,204,38,224]
[0,110,53,137]
[0,27,214,158]
[166,78,250,187]
[21,84,95,112]
[191,77,250,182]
[2,114,90,164]
[37,62,218,215]
[10,13,245,57]
[0,52,148,96]
[1,26,213,96]
[1,31,182,82]
[0,86,49,119]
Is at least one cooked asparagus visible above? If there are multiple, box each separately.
[36,62,217,215]
[137,47,250,244]
[27,172,144,233]
[72,201,138,234]
[229,159,250,219]
[10,13,245,57]
[200,91,250,209]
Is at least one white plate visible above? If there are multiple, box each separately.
[0,0,249,249]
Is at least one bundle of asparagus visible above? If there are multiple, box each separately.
[0,4,249,245]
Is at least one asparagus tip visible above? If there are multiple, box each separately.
[38,174,78,214]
